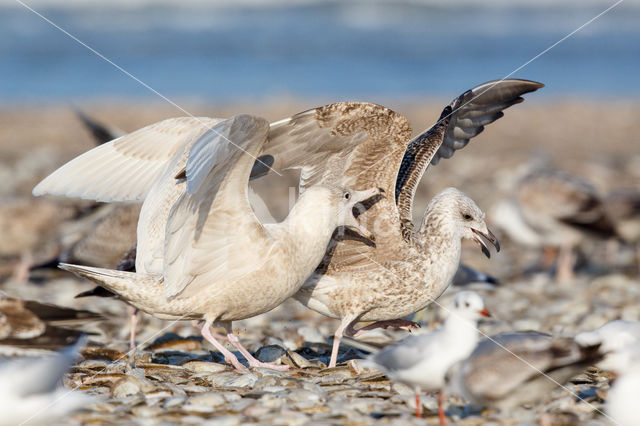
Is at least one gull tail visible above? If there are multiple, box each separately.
[59,263,163,312]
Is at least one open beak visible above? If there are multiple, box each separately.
[471,227,500,258]
[345,187,384,241]
[478,308,491,317]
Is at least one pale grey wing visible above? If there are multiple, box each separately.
[33,117,221,202]
[459,332,571,401]
[372,332,442,373]
[395,79,543,228]
[163,115,271,299]
[0,337,85,397]
[257,102,412,271]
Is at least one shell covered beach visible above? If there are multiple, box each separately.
[1,99,639,425]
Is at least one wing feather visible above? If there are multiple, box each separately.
[395,79,543,230]
[33,117,221,202]
[258,102,413,271]
[163,115,271,299]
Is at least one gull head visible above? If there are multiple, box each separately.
[333,186,383,240]
[298,185,382,241]
[450,291,491,321]
[432,188,500,258]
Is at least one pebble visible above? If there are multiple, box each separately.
[255,345,286,362]
[207,372,258,388]
[182,361,228,374]
[187,392,228,408]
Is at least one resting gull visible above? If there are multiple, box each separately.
[604,342,640,426]
[0,338,93,426]
[37,114,380,371]
[364,291,489,422]
[575,320,640,371]
[254,79,541,367]
[0,291,102,356]
[490,168,616,281]
[445,331,601,413]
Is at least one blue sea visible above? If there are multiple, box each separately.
[1,0,639,102]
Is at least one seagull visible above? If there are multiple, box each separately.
[445,331,601,413]
[34,80,540,369]
[0,338,93,426]
[0,291,102,356]
[605,190,640,244]
[452,263,499,288]
[363,291,490,422]
[255,79,540,367]
[576,320,640,371]
[604,342,640,426]
[36,114,380,371]
[490,168,617,281]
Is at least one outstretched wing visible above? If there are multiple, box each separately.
[163,115,271,299]
[395,79,544,230]
[33,117,222,202]
[258,102,413,271]
[262,102,412,197]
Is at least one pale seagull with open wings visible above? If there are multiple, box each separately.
[35,79,542,368]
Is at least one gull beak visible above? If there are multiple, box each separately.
[478,308,491,317]
[471,227,500,258]
[345,187,384,241]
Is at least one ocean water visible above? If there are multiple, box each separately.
[1,0,639,102]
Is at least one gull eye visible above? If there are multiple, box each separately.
[463,214,472,221]
[344,192,351,200]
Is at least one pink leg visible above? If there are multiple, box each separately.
[222,323,288,371]
[12,251,32,283]
[349,319,420,338]
[556,243,576,283]
[128,306,139,351]
[192,320,227,341]
[200,319,247,372]
[415,386,422,418]
[329,317,357,368]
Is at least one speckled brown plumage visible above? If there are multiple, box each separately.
[0,293,102,354]
[259,79,543,367]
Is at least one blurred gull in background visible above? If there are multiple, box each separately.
[576,320,640,371]
[604,342,640,426]
[490,168,618,281]
[0,291,102,356]
[0,337,93,426]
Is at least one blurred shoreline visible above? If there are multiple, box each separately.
[3,1,640,100]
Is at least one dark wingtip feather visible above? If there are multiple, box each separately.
[74,286,116,299]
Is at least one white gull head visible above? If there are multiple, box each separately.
[421,187,499,258]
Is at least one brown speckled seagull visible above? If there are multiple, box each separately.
[256,79,542,367]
